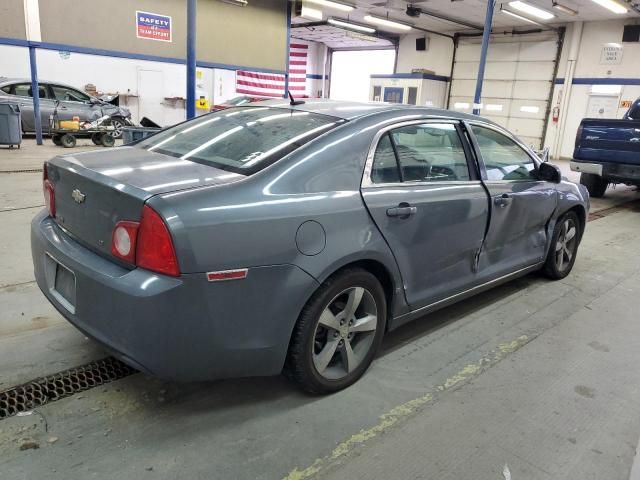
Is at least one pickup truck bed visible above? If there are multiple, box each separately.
[571,99,640,197]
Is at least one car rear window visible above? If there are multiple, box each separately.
[137,107,343,174]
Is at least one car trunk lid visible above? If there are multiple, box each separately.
[46,147,244,259]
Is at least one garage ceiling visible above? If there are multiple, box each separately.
[294,0,640,34]
[291,23,395,48]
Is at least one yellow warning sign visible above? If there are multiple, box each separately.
[196,98,210,110]
[621,100,632,108]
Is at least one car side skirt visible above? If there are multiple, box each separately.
[389,262,543,330]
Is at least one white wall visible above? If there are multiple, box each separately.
[0,44,243,126]
[396,33,454,76]
[545,20,640,158]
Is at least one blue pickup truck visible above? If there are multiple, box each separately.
[571,98,640,197]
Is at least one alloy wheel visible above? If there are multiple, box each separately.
[555,217,577,273]
[312,286,378,380]
[110,119,124,139]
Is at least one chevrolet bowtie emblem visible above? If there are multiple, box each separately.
[71,189,86,204]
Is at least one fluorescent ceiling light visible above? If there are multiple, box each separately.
[552,1,578,15]
[301,5,323,20]
[589,0,628,13]
[220,0,248,6]
[328,17,376,33]
[305,0,354,12]
[363,15,412,31]
[500,7,542,24]
[508,1,555,19]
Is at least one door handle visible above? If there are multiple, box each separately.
[386,203,417,218]
[494,193,512,208]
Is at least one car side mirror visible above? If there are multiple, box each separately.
[538,162,561,183]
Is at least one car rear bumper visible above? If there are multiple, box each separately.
[31,210,318,381]
[571,160,640,183]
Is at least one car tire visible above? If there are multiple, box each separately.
[52,135,62,146]
[580,173,608,198]
[542,211,581,280]
[285,268,387,394]
[109,118,125,139]
[91,133,102,145]
[101,133,115,147]
[60,134,76,148]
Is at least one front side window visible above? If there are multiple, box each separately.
[137,107,341,174]
[471,125,536,181]
[51,85,90,103]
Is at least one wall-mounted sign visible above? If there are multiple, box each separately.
[600,43,623,65]
[621,100,633,108]
[58,51,71,60]
[136,11,172,42]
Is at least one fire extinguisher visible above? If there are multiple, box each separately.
[552,106,560,124]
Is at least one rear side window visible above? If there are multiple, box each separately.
[371,134,400,184]
[137,107,341,174]
[13,83,48,99]
[370,123,470,184]
[471,125,536,181]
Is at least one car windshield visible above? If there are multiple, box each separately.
[137,107,342,174]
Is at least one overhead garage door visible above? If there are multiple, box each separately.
[449,34,560,149]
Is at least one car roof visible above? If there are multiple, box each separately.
[0,78,82,90]
[252,98,487,123]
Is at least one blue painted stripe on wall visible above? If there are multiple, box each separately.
[371,72,450,82]
[0,37,286,75]
[555,77,640,85]
[306,74,327,80]
[0,36,28,47]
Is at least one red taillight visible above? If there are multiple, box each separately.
[135,205,180,277]
[111,221,139,263]
[43,164,55,217]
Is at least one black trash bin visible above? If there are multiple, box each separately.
[0,102,22,149]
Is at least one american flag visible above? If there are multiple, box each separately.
[236,42,308,98]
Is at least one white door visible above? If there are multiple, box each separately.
[449,35,560,149]
[137,69,164,126]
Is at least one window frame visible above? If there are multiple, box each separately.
[362,119,480,188]
[464,120,542,183]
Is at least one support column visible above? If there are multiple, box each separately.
[472,0,495,116]
[186,0,197,120]
[28,45,43,145]
[283,1,292,98]
[553,21,583,160]
[24,0,43,144]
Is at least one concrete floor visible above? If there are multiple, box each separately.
[1,139,640,479]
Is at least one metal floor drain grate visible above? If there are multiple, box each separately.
[0,357,137,420]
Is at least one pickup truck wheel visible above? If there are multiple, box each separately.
[580,173,608,198]
[543,211,581,280]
